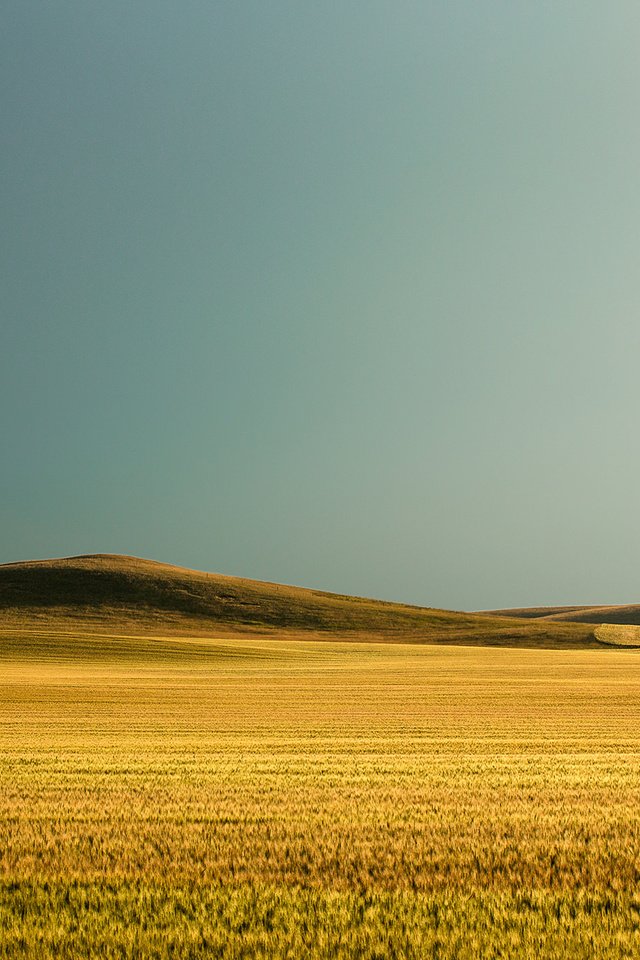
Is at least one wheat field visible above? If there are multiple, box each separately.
[2,631,640,957]
[594,624,640,648]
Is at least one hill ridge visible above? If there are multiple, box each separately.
[483,603,640,626]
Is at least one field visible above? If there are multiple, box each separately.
[2,629,640,958]
[594,624,640,648]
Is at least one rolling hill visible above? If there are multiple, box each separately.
[483,604,640,625]
[0,553,600,651]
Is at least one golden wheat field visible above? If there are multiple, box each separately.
[2,629,640,958]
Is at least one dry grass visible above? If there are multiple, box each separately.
[0,554,597,648]
[594,624,640,647]
[2,625,640,957]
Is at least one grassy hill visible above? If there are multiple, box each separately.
[0,553,598,651]
[484,603,640,625]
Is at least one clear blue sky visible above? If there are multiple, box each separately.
[3,2,640,609]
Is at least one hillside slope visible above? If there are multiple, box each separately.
[484,603,640,625]
[0,553,597,649]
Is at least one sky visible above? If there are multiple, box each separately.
[3,2,640,610]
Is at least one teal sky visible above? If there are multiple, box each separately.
[3,2,640,609]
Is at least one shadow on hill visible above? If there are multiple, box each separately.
[0,554,598,649]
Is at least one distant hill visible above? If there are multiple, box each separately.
[483,604,640,625]
[0,553,598,649]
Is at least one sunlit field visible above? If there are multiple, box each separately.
[2,631,640,958]
[595,623,640,647]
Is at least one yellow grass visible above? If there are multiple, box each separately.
[594,623,640,647]
[2,629,640,957]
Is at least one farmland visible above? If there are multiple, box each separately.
[2,629,640,958]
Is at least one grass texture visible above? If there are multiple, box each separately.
[2,628,640,957]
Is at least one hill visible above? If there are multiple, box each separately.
[0,553,598,651]
[483,603,640,625]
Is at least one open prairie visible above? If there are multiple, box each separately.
[2,625,640,958]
